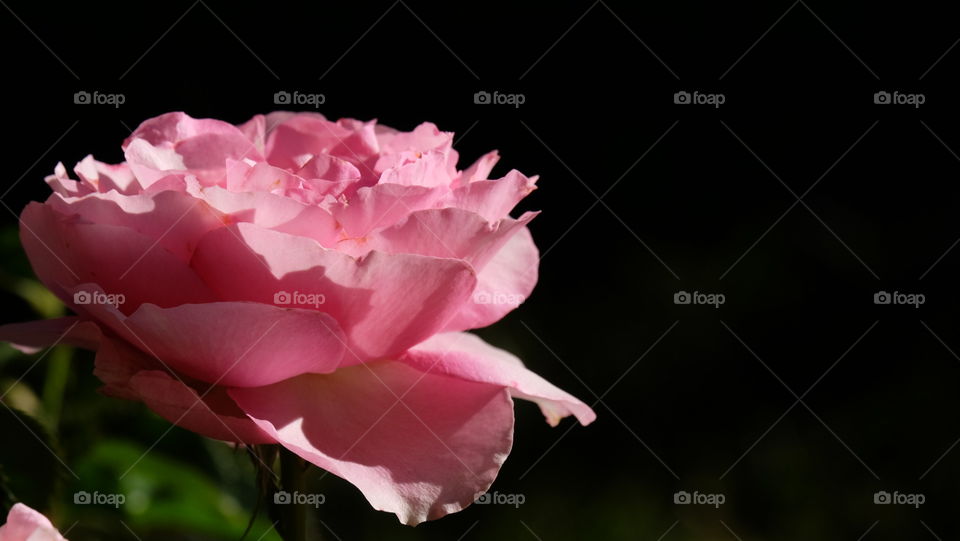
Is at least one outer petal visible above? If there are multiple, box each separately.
[45,162,91,198]
[444,226,539,331]
[367,208,536,270]
[229,361,514,525]
[401,332,595,426]
[19,203,217,314]
[94,335,273,443]
[73,155,140,194]
[440,170,538,223]
[454,150,500,186]
[0,317,100,354]
[122,302,346,387]
[0,503,66,541]
[190,223,477,362]
[45,190,226,262]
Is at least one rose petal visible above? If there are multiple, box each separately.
[122,302,346,387]
[441,169,538,223]
[44,162,90,198]
[19,203,217,314]
[190,222,477,362]
[198,186,339,247]
[444,225,539,331]
[368,208,536,270]
[123,112,263,188]
[46,190,225,262]
[331,183,442,238]
[0,503,65,541]
[401,332,596,426]
[0,317,100,354]
[229,361,513,525]
[265,113,378,173]
[73,156,140,194]
[455,150,500,186]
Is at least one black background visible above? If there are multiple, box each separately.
[3,1,960,539]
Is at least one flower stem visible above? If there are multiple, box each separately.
[278,448,315,541]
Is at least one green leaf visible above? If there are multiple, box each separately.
[67,439,281,540]
[9,279,64,320]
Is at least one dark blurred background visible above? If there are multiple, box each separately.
[2,0,960,539]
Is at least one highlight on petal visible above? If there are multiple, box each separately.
[230,361,514,525]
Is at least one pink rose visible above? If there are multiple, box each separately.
[0,504,66,541]
[0,112,595,524]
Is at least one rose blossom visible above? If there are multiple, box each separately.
[0,112,595,524]
[0,504,66,541]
